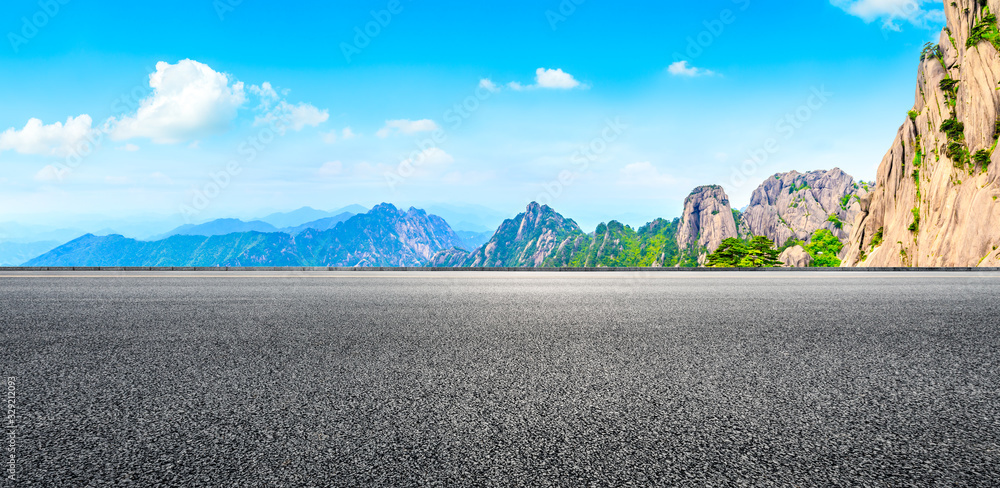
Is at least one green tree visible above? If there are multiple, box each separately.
[706,238,747,267]
[706,236,781,268]
[805,229,843,267]
[742,236,782,267]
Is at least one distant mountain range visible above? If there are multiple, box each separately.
[22,169,872,268]
[26,204,463,267]
[256,205,368,229]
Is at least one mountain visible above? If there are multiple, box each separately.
[258,205,368,229]
[739,169,869,247]
[844,0,1000,267]
[27,204,463,267]
[150,219,279,240]
[677,185,738,264]
[429,203,689,268]
[280,212,355,235]
[294,204,464,267]
[0,241,62,266]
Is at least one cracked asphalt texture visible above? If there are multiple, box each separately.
[2,271,999,486]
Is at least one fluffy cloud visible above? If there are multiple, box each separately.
[496,68,587,91]
[110,59,246,144]
[618,162,677,187]
[34,165,69,182]
[667,61,716,77]
[831,0,944,30]
[254,100,329,131]
[0,115,96,156]
[376,119,440,138]
[534,68,582,89]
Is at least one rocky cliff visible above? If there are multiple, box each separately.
[844,0,1000,267]
[677,185,738,263]
[428,203,689,267]
[442,202,588,267]
[740,169,868,247]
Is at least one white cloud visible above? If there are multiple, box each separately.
[34,165,69,183]
[116,143,140,152]
[318,161,343,177]
[0,115,96,157]
[535,68,582,89]
[667,61,716,77]
[110,59,247,144]
[403,147,454,167]
[831,0,944,30]
[499,68,586,91]
[618,162,677,187]
[376,119,440,138]
[255,100,329,131]
[479,78,500,92]
[341,127,357,140]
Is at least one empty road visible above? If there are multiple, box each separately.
[2,271,999,486]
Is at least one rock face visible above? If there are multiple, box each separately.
[428,204,690,267]
[445,202,588,267]
[740,169,869,246]
[677,185,738,261]
[844,0,1000,267]
[779,245,813,268]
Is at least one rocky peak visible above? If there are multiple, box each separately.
[677,185,737,255]
[844,0,1000,267]
[739,168,868,246]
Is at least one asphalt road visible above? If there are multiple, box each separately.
[2,271,999,486]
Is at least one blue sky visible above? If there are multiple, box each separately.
[0,0,947,230]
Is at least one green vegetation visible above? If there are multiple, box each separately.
[908,207,921,234]
[940,117,970,168]
[826,214,844,230]
[705,236,781,268]
[939,78,960,108]
[871,227,884,248]
[920,42,942,61]
[732,209,742,229]
[788,179,810,194]
[908,109,919,121]
[804,229,843,267]
[974,149,991,171]
[839,194,852,210]
[967,6,1000,51]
